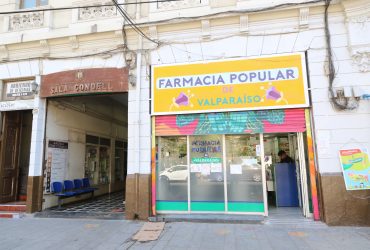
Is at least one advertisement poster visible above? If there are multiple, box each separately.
[339,148,370,190]
[151,53,309,115]
[45,140,69,193]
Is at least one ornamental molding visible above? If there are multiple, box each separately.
[299,7,309,29]
[69,36,79,49]
[348,15,370,24]
[40,40,50,56]
[0,45,9,61]
[201,19,211,39]
[156,0,207,11]
[240,15,248,33]
[351,49,370,72]
[9,12,44,31]
[78,5,117,20]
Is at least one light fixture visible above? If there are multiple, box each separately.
[31,81,39,94]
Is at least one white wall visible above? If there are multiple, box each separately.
[141,3,370,176]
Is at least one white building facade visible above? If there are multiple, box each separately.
[0,0,369,225]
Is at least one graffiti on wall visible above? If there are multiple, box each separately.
[156,109,306,136]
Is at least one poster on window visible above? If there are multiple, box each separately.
[45,140,68,193]
[339,148,370,190]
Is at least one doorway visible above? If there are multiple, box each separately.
[0,110,33,204]
[42,94,128,213]
[263,133,311,218]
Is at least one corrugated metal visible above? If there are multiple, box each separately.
[155,109,306,136]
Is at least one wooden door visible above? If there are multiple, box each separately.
[0,112,21,203]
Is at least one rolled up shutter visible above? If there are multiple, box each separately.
[155,109,306,136]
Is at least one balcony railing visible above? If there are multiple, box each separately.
[9,12,44,31]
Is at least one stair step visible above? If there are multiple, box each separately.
[0,205,26,212]
[0,212,24,219]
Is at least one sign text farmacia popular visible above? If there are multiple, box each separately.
[151,53,309,115]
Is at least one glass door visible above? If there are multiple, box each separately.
[189,135,225,212]
[225,135,265,214]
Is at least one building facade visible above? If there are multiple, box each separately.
[0,0,369,226]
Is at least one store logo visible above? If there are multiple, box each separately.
[76,70,84,80]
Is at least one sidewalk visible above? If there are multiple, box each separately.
[0,217,369,250]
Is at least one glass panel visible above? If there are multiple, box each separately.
[85,146,98,185]
[115,148,125,182]
[156,137,188,211]
[40,0,48,6]
[86,134,99,145]
[99,146,110,184]
[226,135,264,213]
[189,135,224,211]
[22,0,36,8]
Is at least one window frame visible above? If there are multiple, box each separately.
[20,0,48,9]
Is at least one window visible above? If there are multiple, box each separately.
[21,0,48,9]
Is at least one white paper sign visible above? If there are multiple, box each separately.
[201,164,211,176]
[256,145,261,156]
[190,164,201,173]
[230,164,242,175]
[211,163,222,173]
[47,140,68,192]
[242,158,258,165]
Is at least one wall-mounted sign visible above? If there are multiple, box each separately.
[45,140,69,193]
[40,68,128,98]
[339,148,370,190]
[151,53,309,115]
[5,80,34,98]
[0,99,35,111]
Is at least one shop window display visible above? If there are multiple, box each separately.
[225,135,264,212]
[156,137,188,211]
[189,135,225,211]
[85,135,111,185]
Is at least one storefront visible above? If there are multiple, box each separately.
[151,53,320,219]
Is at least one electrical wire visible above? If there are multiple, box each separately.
[0,0,183,15]
[324,0,356,110]
[111,0,160,45]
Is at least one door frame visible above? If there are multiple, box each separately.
[298,132,312,218]
[0,111,22,203]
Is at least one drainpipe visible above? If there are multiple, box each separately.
[134,36,142,217]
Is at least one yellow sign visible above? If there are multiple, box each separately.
[151,53,309,115]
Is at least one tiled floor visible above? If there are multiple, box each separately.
[35,191,125,220]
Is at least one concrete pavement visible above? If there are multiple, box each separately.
[0,217,369,250]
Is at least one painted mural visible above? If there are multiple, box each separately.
[156,109,306,136]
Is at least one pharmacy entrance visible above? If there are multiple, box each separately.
[154,109,318,218]
[151,53,320,220]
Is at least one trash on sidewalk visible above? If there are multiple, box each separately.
[132,222,165,242]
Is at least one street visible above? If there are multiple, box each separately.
[0,217,369,250]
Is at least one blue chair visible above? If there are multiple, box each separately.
[73,179,91,194]
[64,180,85,194]
[82,178,98,191]
[52,181,77,209]
[52,181,63,193]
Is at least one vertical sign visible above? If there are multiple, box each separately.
[45,140,68,193]
[339,148,370,190]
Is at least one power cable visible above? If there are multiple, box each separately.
[0,0,183,15]
[324,0,356,110]
[111,0,160,45]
